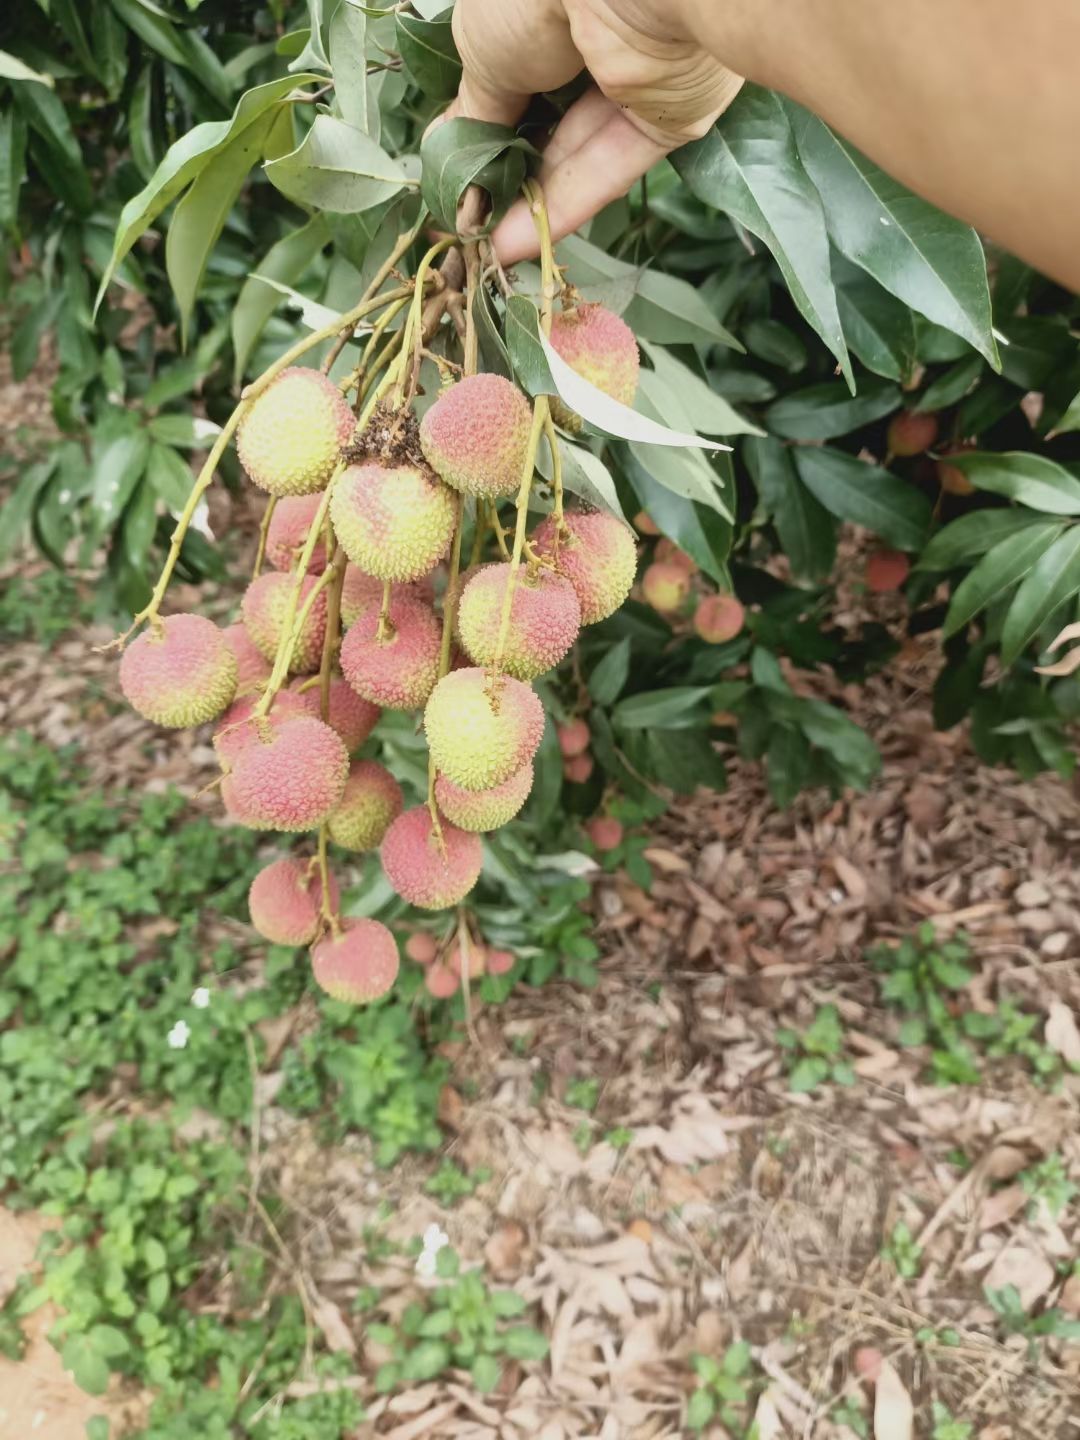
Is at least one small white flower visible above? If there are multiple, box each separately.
[167,1019,191,1050]
[415,1223,450,1276]
[191,987,210,1009]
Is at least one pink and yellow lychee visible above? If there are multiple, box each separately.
[642,560,691,614]
[237,367,354,497]
[420,373,532,499]
[119,614,237,728]
[533,510,637,625]
[457,563,581,679]
[213,689,312,768]
[223,715,348,831]
[330,461,455,582]
[340,595,441,709]
[380,806,483,909]
[693,595,745,643]
[327,760,403,852]
[242,572,327,675]
[435,761,533,832]
[223,622,272,695]
[265,493,329,573]
[424,668,544,791]
[248,857,339,946]
[311,918,399,1004]
[549,303,639,431]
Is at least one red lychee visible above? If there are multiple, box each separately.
[339,594,442,710]
[693,595,745,644]
[887,410,938,457]
[587,816,623,852]
[380,806,483,910]
[213,689,312,768]
[557,719,590,758]
[223,715,348,831]
[434,761,533,832]
[865,549,911,593]
[223,622,272,695]
[420,373,532,499]
[549,303,640,431]
[119,614,237,728]
[563,753,594,784]
[311,917,399,1004]
[248,857,339,947]
[404,931,438,965]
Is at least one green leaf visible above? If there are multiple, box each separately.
[1000,525,1080,666]
[913,354,984,414]
[0,107,27,230]
[997,317,1075,391]
[416,1308,454,1337]
[535,438,626,522]
[420,117,530,233]
[13,82,92,214]
[942,521,1065,638]
[108,0,233,108]
[121,477,159,569]
[231,216,329,380]
[0,51,54,86]
[767,724,812,806]
[91,430,152,531]
[917,507,1049,571]
[686,1386,716,1432]
[395,9,461,100]
[641,344,762,436]
[789,1056,829,1093]
[742,317,807,372]
[265,114,408,214]
[146,444,195,511]
[623,448,731,582]
[673,88,852,386]
[471,1352,501,1391]
[942,452,1080,516]
[401,1339,450,1382]
[86,1417,110,1440]
[793,447,931,550]
[328,1,371,133]
[832,254,917,383]
[96,74,324,310]
[128,64,157,180]
[502,1326,549,1361]
[588,637,632,705]
[787,102,997,367]
[0,457,57,562]
[613,687,714,729]
[490,1290,527,1318]
[1050,385,1080,438]
[167,114,276,345]
[744,435,836,581]
[766,378,899,440]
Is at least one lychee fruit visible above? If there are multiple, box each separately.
[380,807,483,909]
[563,753,594,784]
[340,595,442,709]
[634,510,660,536]
[307,675,381,752]
[655,538,697,574]
[457,564,581,679]
[642,561,691,614]
[865,549,911,593]
[548,303,639,432]
[557,719,590,758]
[329,461,455,582]
[248,857,340,947]
[265,493,329,573]
[339,565,433,627]
[424,668,544,791]
[886,409,938,457]
[587,816,623,851]
[424,962,460,999]
[311,917,399,1004]
[419,373,532,499]
[213,689,312,768]
[223,622,272,695]
[223,715,348,831]
[237,367,354,497]
[693,594,745,643]
[533,510,637,625]
[327,759,403,852]
[450,935,486,980]
[242,572,327,675]
[486,948,515,976]
[404,931,438,965]
[938,459,975,496]
[435,761,533,832]
[120,614,237,728]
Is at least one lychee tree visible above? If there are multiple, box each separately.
[83,1,1080,999]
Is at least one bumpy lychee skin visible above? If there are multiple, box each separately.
[381,807,483,910]
[587,816,623,851]
[237,367,354,497]
[642,561,691,614]
[887,409,938,457]
[558,719,590,758]
[340,596,441,710]
[223,622,272,695]
[694,595,745,644]
[435,761,533,833]
[533,510,637,625]
[213,689,312,768]
[549,303,640,432]
[424,668,544,791]
[327,760,404,852]
[248,858,339,947]
[330,462,455,582]
[420,374,532,499]
[457,564,581,680]
[305,676,381,752]
[120,614,237,728]
[405,931,438,965]
[242,572,327,675]
[224,716,348,832]
[265,494,328,573]
[339,565,433,627]
[311,918,399,1004]
[865,549,911,593]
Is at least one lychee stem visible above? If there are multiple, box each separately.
[489,399,547,681]
[375,580,394,644]
[488,502,511,560]
[340,293,410,399]
[316,822,340,936]
[252,496,277,581]
[392,237,455,409]
[318,536,344,723]
[426,489,466,848]
[542,412,565,547]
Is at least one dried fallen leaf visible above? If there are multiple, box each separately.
[753,1389,784,1440]
[1045,1001,1080,1066]
[873,1359,913,1440]
[309,1293,356,1354]
[984,1245,1054,1309]
[978,1184,1026,1231]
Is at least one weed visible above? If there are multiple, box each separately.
[931,1402,973,1440]
[687,1341,760,1433]
[425,1160,491,1205]
[830,1397,870,1438]
[776,1004,856,1092]
[1018,1152,1077,1221]
[605,1125,634,1150]
[565,1075,601,1111]
[881,1220,923,1279]
[985,1283,1080,1358]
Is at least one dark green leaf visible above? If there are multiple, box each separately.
[146,443,195,511]
[832,254,917,383]
[645,726,728,795]
[589,637,632,705]
[918,507,1049,571]
[420,117,530,233]
[128,65,157,181]
[232,216,329,380]
[0,107,27,230]
[622,447,732,580]
[401,1339,450,1382]
[472,280,513,379]
[787,102,997,366]
[505,293,553,394]
[915,353,984,412]
[744,434,836,581]
[996,317,1075,391]
[673,88,852,386]
[1000,525,1080,665]
[766,724,812,806]
[265,114,408,214]
[793,447,931,550]
[944,452,1080,515]
[395,9,461,100]
[766,378,899,440]
[121,476,158,569]
[742,317,807,372]
[13,81,91,214]
[535,437,626,521]
[957,376,1020,436]
[942,521,1065,637]
[108,0,233,107]
[91,429,152,531]
[613,687,714,729]
[0,456,57,563]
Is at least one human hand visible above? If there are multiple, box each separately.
[441,0,743,263]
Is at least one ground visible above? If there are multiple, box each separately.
[1,355,1078,1438]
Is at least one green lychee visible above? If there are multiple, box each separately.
[424,667,544,791]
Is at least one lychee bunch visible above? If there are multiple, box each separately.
[120,614,237,728]
[237,367,354,496]
[420,373,531,499]
[330,461,455,582]
[457,563,581,679]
